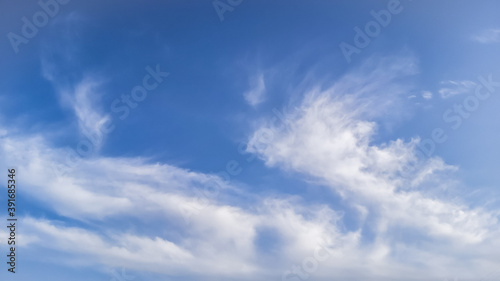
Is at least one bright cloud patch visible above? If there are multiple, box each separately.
[422,91,433,99]
[247,57,500,280]
[244,74,266,106]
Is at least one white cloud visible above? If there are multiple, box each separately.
[247,56,500,279]
[438,80,476,98]
[41,59,110,150]
[244,74,266,106]
[473,28,500,43]
[422,91,433,99]
[40,21,111,151]
[70,79,110,140]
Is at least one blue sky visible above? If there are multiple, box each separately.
[1,0,500,280]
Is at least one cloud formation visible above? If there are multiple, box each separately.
[438,80,476,99]
[244,73,266,107]
[247,56,500,280]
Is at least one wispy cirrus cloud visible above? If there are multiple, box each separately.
[244,73,266,107]
[42,62,110,152]
[438,80,476,98]
[38,13,111,151]
[472,28,500,43]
